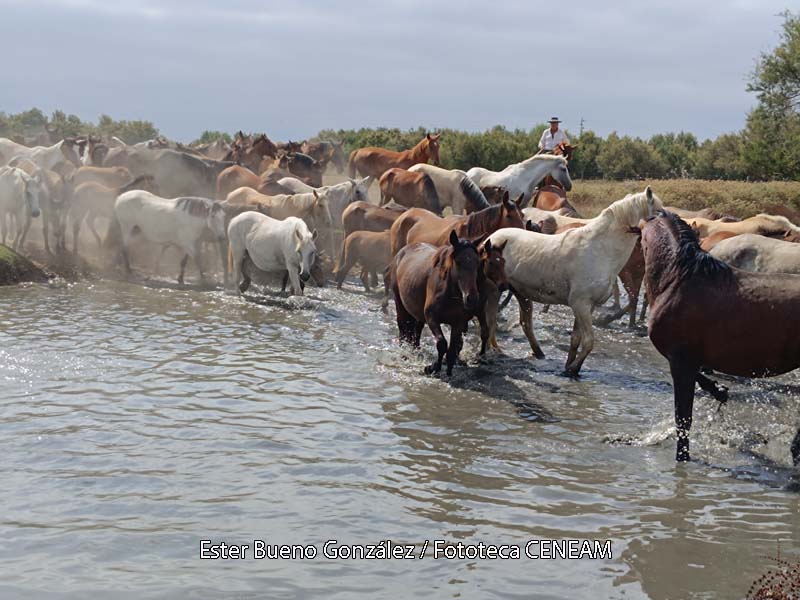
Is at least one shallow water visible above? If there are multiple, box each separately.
[1,278,799,599]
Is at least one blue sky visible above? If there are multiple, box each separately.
[0,0,792,141]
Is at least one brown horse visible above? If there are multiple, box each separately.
[224,134,279,171]
[389,193,525,257]
[335,230,391,292]
[342,201,407,237]
[379,168,441,213]
[530,142,579,215]
[699,230,740,252]
[390,231,505,375]
[641,211,800,462]
[302,140,347,174]
[481,185,508,205]
[348,134,440,180]
[285,153,325,187]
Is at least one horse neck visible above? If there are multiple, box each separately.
[515,157,554,186]
[643,231,682,300]
[462,205,500,239]
[406,139,429,162]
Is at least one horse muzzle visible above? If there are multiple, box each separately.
[463,293,480,311]
[300,271,311,283]
[31,209,41,218]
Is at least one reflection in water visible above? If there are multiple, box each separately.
[0,280,798,599]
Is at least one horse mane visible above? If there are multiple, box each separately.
[754,213,800,237]
[660,211,733,283]
[432,244,454,276]
[176,196,221,217]
[459,176,490,211]
[600,191,661,228]
[288,152,317,168]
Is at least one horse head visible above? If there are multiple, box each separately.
[546,155,573,191]
[60,138,83,167]
[479,238,508,291]
[25,171,42,218]
[447,230,480,311]
[498,193,526,229]
[294,223,318,282]
[425,133,441,166]
[351,176,373,203]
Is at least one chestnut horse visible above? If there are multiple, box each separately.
[342,201,407,237]
[379,168,442,214]
[641,211,800,462]
[302,140,347,174]
[348,134,440,180]
[390,231,504,375]
[389,192,525,257]
[531,142,580,215]
[335,230,391,292]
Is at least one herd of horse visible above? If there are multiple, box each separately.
[2,130,800,465]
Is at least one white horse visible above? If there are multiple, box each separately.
[0,138,81,170]
[276,176,373,226]
[227,212,317,296]
[408,164,490,214]
[466,154,572,203]
[0,166,42,250]
[487,187,662,376]
[112,191,227,285]
[710,233,800,274]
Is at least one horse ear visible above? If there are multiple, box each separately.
[515,193,524,207]
[501,190,509,204]
[645,186,653,201]
[312,229,318,240]
[449,230,459,246]
[426,133,432,140]
[484,239,492,252]
[313,190,319,200]
[295,227,303,245]
[526,219,534,231]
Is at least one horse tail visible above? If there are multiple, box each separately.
[348,150,358,179]
[390,213,415,257]
[422,175,442,215]
[459,176,490,212]
[379,170,393,206]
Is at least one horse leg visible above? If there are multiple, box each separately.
[639,296,649,323]
[445,322,466,376]
[413,321,424,348]
[120,228,133,274]
[287,268,303,296]
[696,372,728,406]
[482,281,500,353]
[238,255,251,294]
[16,213,32,252]
[566,318,580,367]
[87,214,103,249]
[193,240,206,282]
[43,210,52,255]
[517,294,545,359]
[359,267,371,292]
[564,302,594,376]
[611,279,621,311]
[178,254,189,285]
[370,269,378,288]
[669,359,698,462]
[424,319,448,375]
[393,286,415,344]
[71,209,82,255]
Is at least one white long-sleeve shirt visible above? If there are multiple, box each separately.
[538,128,569,151]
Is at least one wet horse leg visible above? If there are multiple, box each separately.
[424,319,448,375]
[481,281,500,353]
[517,294,545,359]
[669,358,698,462]
[695,372,728,405]
[393,285,416,344]
[564,301,594,376]
[445,322,466,376]
[42,208,52,255]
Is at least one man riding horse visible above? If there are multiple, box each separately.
[538,117,569,154]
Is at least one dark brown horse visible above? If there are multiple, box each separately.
[531,142,580,215]
[390,231,505,375]
[379,168,441,214]
[342,201,407,238]
[335,230,391,292]
[348,134,440,180]
[285,152,325,187]
[224,134,279,171]
[389,193,525,257]
[641,211,800,462]
[302,140,347,174]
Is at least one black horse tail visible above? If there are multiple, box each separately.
[422,174,442,214]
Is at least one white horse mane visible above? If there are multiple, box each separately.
[598,191,663,228]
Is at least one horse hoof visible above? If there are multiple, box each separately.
[424,364,439,375]
[533,350,546,359]
[561,369,580,379]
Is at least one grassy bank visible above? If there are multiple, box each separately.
[568,179,800,219]
[0,244,49,286]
